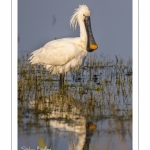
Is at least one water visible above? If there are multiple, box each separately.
[18,54,132,150]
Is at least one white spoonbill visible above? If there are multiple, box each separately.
[29,5,98,86]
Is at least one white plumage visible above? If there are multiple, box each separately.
[29,5,98,74]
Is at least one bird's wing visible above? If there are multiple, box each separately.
[29,38,79,66]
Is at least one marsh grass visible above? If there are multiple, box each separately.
[18,54,132,150]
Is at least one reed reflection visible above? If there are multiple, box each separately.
[18,54,132,150]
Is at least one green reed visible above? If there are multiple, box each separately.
[18,53,132,129]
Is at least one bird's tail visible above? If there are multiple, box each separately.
[28,48,42,64]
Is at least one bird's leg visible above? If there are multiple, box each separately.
[60,73,65,88]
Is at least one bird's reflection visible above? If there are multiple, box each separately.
[28,92,97,150]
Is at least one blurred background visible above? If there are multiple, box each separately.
[18,0,132,60]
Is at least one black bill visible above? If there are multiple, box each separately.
[84,16,98,52]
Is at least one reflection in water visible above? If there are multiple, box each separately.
[18,55,132,150]
[28,95,97,150]
[18,92,131,150]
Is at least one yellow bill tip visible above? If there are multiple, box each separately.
[89,124,97,130]
[90,44,98,50]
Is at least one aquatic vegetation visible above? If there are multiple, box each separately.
[18,54,132,150]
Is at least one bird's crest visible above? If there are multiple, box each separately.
[70,5,90,30]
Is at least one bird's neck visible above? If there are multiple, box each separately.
[79,20,88,49]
